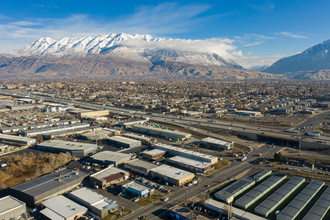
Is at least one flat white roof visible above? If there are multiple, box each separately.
[142,149,167,156]
[38,140,97,152]
[150,164,194,181]
[91,151,131,163]
[41,195,87,219]
[0,196,25,215]
[201,137,232,146]
[154,143,217,161]
[169,156,213,169]
[0,134,36,143]
[108,136,141,145]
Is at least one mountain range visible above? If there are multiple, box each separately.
[0,33,329,80]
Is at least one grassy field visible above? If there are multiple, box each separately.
[103,207,132,220]
[135,193,164,206]
[0,152,73,189]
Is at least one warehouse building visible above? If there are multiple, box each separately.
[168,156,214,173]
[40,195,87,220]
[102,128,122,136]
[124,159,158,176]
[79,110,109,118]
[214,177,256,202]
[277,179,324,220]
[201,137,234,151]
[302,186,330,220]
[11,169,88,205]
[21,123,90,137]
[122,181,155,197]
[141,149,167,160]
[252,169,272,182]
[68,187,118,218]
[90,166,130,189]
[0,196,26,220]
[154,143,218,164]
[37,140,97,157]
[255,176,305,217]
[42,126,100,139]
[123,133,152,144]
[149,164,195,186]
[91,151,132,166]
[119,118,149,127]
[131,124,191,141]
[0,134,37,146]
[235,174,287,209]
[8,104,45,111]
[107,136,141,148]
[80,129,112,140]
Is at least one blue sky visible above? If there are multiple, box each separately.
[0,0,329,67]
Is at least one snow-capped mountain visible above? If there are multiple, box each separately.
[264,39,330,74]
[13,33,240,68]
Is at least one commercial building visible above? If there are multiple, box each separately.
[0,134,37,146]
[122,181,155,197]
[201,137,234,151]
[154,143,218,164]
[119,118,149,127]
[68,187,118,218]
[277,179,325,220]
[0,196,26,220]
[37,140,97,157]
[214,177,255,202]
[91,151,132,166]
[42,126,99,139]
[102,128,122,136]
[123,133,152,144]
[11,169,88,205]
[149,164,195,186]
[204,199,266,220]
[124,159,158,176]
[40,195,87,220]
[107,136,141,148]
[90,166,130,188]
[255,176,305,217]
[168,156,214,173]
[235,174,287,209]
[141,149,167,160]
[131,124,191,141]
[302,186,330,220]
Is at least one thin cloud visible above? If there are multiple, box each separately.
[276,32,308,39]
[233,55,284,69]
[243,41,263,47]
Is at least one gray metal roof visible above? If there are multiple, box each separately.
[124,159,158,170]
[302,186,330,220]
[215,177,255,202]
[11,169,88,197]
[235,174,287,208]
[255,176,305,216]
[108,136,141,145]
[252,169,272,181]
[277,179,325,220]
[38,140,97,152]
[91,151,131,164]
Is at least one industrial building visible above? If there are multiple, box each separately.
[302,186,330,220]
[200,137,234,151]
[8,104,45,111]
[68,187,118,218]
[255,176,305,217]
[37,140,97,157]
[90,166,130,188]
[107,136,141,148]
[141,149,167,160]
[168,156,214,173]
[154,143,218,164]
[214,177,255,202]
[131,124,191,141]
[0,196,26,220]
[91,151,132,166]
[119,118,149,127]
[42,126,100,139]
[80,129,112,140]
[40,195,87,220]
[102,128,122,136]
[0,133,37,146]
[123,133,152,144]
[277,179,324,220]
[204,199,266,220]
[149,164,195,186]
[235,174,287,209]
[11,169,88,205]
[21,123,90,137]
[252,169,272,182]
[124,159,158,176]
[122,181,155,197]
